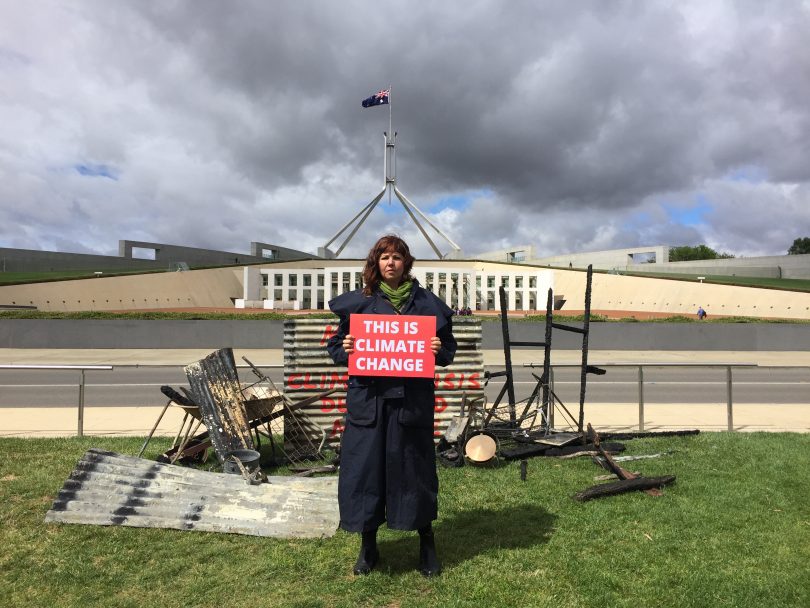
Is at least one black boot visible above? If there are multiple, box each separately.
[418,525,441,577]
[353,528,379,575]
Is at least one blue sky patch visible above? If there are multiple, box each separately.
[426,189,494,212]
[662,195,713,226]
[75,164,118,180]
[374,188,493,215]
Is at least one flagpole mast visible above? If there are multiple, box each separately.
[387,84,393,203]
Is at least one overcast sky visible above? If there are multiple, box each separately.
[1,1,809,260]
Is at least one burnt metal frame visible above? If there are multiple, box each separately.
[482,264,601,436]
[242,356,335,463]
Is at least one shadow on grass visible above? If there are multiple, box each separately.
[375,503,556,574]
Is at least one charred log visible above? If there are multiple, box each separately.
[574,475,676,501]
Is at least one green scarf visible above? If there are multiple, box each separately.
[378,279,413,311]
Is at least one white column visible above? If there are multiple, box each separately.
[508,274,516,310]
[324,270,333,306]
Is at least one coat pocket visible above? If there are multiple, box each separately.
[345,378,377,426]
[398,380,436,429]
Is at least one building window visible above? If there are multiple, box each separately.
[317,274,324,287]
[274,275,283,287]
[529,276,537,288]
[289,275,297,287]
[289,289,297,301]
[487,276,495,288]
[501,276,509,288]
[355,272,362,290]
[303,274,311,287]
[515,276,523,288]
[261,274,269,287]
[273,289,282,301]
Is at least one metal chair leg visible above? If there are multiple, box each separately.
[170,419,205,465]
[137,399,173,458]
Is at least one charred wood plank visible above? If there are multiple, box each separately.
[500,441,625,460]
[574,475,676,501]
[588,423,665,497]
[597,429,700,440]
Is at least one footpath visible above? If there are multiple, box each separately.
[2,348,809,437]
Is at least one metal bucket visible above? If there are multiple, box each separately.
[223,449,261,475]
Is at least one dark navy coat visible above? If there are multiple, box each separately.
[327,280,457,531]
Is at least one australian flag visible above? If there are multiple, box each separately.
[362,88,390,108]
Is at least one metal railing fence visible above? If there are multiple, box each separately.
[2,362,807,436]
[0,365,114,437]
[526,362,759,432]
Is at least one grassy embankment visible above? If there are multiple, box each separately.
[1,309,807,323]
[3,267,809,323]
[1,433,808,608]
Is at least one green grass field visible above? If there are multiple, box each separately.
[616,270,810,292]
[0,264,242,286]
[0,269,173,286]
[1,433,808,608]
[1,309,806,323]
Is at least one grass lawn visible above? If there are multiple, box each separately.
[0,269,176,286]
[617,270,810,292]
[1,433,808,608]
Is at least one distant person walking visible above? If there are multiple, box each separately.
[697,306,707,320]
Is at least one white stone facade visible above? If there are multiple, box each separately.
[236,262,554,311]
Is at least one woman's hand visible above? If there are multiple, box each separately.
[343,334,356,355]
[430,336,442,355]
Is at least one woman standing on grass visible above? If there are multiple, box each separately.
[327,234,457,577]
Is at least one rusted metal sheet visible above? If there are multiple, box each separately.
[283,317,485,443]
[184,348,253,463]
[44,449,339,538]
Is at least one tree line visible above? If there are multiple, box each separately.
[667,238,810,261]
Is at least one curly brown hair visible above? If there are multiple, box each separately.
[361,235,415,296]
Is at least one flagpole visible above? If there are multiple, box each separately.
[323,84,461,259]
[388,85,393,203]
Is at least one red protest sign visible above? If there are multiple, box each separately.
[348,314,436,378]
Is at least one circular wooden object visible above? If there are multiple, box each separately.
[465,433,497,463]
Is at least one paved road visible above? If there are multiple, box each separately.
[2,364,808,408]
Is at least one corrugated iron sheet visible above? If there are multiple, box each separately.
[44,449,339,538]
[184,347,254,462]
[283,317,485,443]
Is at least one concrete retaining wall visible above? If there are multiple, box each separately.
[2,319,808,351]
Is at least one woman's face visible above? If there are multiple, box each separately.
[378,249,406,286]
